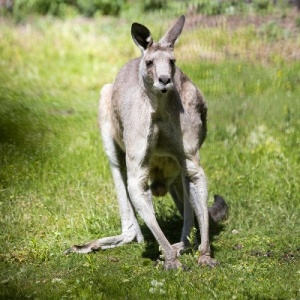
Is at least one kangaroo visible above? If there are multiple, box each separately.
[66,15,227,270]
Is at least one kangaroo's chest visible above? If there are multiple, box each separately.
[151,115,183,156]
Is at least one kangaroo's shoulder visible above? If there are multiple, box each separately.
[115,58,141,82]
[175,67,206,109]
[175,67,207,144]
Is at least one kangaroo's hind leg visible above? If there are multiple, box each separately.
[169,174,195,256]
[65,84,143,254]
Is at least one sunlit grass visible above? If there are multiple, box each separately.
[0,13,299,299]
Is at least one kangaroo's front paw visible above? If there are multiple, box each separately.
[198,255,218,268]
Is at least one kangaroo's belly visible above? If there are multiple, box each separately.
[149,156,180,197]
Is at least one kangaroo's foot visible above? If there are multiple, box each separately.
[171,241,192,256]
[198,254,218,268]
[162,257,183,270]
[64,230,143,254]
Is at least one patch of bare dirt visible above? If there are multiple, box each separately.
[185,8,300,35]
[180,8,300,63]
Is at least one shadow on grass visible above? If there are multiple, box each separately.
[141,211,226,260]
[0,88,54,191]
[0,90,47,149]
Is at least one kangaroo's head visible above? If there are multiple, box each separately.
[131,16,185,94]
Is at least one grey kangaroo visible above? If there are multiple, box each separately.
[66,15,227,269]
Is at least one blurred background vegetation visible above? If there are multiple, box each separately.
[0,0,299,299]
[1,0,300,20]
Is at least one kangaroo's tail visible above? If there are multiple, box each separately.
[208,195,228,223]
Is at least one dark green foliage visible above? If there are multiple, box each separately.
[2,0,299,19]
[296,16,300,28]
[254,0,271,11]
[194,0,226,16]
[10,0,124,18]
[143,0,167,11]
[76,0,123,17]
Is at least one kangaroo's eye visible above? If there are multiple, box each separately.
[145,60,153,67]
[170,59,176,66]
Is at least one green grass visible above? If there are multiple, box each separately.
[0,12,300,300]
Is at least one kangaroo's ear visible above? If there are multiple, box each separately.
[131,23,153,51]
[159,15,185,48]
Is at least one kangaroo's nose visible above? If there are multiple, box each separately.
[159,75,171,85]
